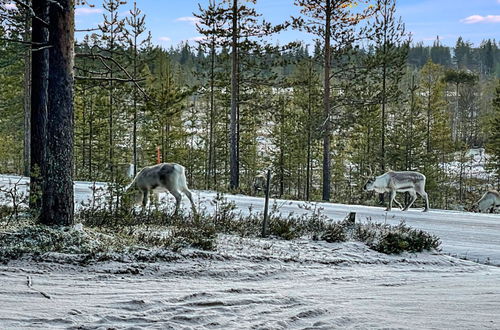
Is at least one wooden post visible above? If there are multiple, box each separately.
[347,212,356,225]
[261,169,271,237]
[156,146,161,164]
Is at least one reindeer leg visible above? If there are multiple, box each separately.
[386,190,396,211]
[393,197,404,210]
[403,191,417,211]
[420,191,429,212]
[182,188,196,215]
[170,190,182,215]
[142,190,148,208]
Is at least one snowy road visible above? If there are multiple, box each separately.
[1,174,500,266]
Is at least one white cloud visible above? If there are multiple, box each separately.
[75,7,104,16]
[158,36,172,42]
[189,36,206,42]
[460,15,500,24]
[175,16,201,25]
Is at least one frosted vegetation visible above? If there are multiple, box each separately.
[0,190,440,264]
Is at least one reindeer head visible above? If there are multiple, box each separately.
[469,203,481,213]
[362,166,376,191]
[363,177,376,191]
[122,184,144,208]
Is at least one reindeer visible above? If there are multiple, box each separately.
[125,163,196,214]
[473,190,500,213]
[363,170,429,212]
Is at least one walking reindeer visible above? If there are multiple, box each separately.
[363,170,430,212]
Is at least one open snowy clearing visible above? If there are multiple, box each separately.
[1,175,500,329]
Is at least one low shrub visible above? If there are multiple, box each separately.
[354,221,441,254]
[0,223,120,263]
[321,222,348,243]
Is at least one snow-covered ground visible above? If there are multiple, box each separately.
[1,174,500,329]
[1,237,500,329]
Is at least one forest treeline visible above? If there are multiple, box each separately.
[1,0,500,211]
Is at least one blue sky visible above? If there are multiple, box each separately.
[74,0,500,48]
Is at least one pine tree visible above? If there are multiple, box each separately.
[40,0,75,226]
[125,1,151,176]
[98,0,128,180]
[369,0,408,173]
[293,0,377,201]
[194,0,230,189]
[30,0,49,210]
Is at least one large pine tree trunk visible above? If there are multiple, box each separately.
[322,0,331,201]
[30,0,49,211]
[229,0,239,190]
[23,4,31,177]
[40,0,75,226]
[208,39,216,189]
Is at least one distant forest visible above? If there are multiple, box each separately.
[1,0,500,212]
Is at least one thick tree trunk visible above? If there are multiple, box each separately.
[229,0,239,190]
[40,0,75,226]
[322,0,331,201]
[30,0,49,211]
[23,4,31,177]
[208,38,216,189]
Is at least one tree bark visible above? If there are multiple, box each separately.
[208,35,216,189]
[30,0,49,211]
[40,0,75,226]
[23,3,31,177]
[322,0,331,201]
[229,0,239,190]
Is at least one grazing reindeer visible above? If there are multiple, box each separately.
[363,170,429,212]
[125,163,196,214]
[252,174,266,195]
[473,190,500,213]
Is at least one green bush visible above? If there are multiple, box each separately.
[321,222,348,243]
[0,224,119,263]
[354,221,441,254]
